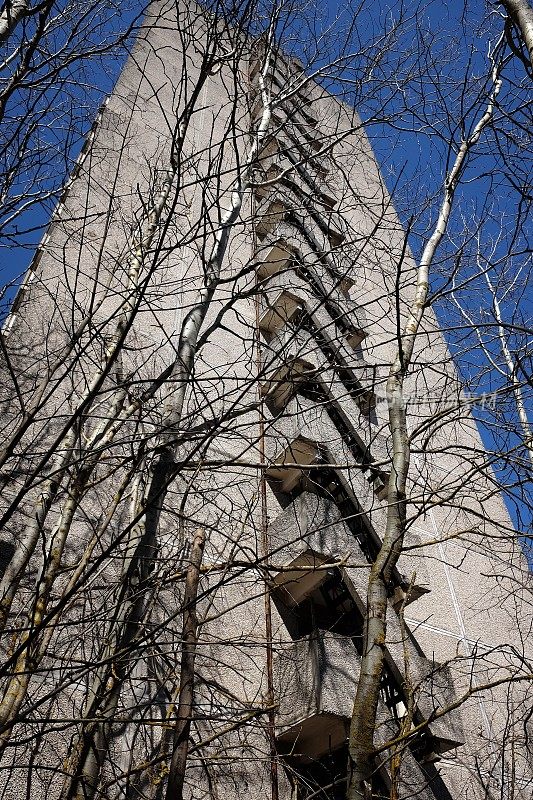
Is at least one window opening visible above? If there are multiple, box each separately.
[283,743,390,800]
[0,540,15,582]
[285,744,348,800]
[381,665,407,725]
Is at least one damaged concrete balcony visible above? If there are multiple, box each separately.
[275,630,356,759]
[262,395,388,504]
[273,570,464,768]
[264,435,323,496]
[253,222,359,321]
[267,496,430,608]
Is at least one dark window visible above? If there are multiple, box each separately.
[273,567,364,648]
[284,743,390,800]
[288,745,348,800]
[0,540,15,581]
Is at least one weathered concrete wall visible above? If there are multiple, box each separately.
[0,1,531,799]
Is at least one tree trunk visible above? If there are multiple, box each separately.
[501,0,533,70]
[346,46,505,800]
[165,528,206,800]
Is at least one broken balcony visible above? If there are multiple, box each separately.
[275,630,356,759]
[264,435,323,497]
[267,495,429,609]
[259,354,315,413]
[254,234,298,280]
[259,267,367,351]
[255,197,288,241]
[261,319,374,417]
[258,288,303,338]
[411,662,465,758]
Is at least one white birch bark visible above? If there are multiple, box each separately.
[0,0,28,44]
[450,246,532,474]
[485,273,533,469]
[347,42,506,800]
[501,0,533,70]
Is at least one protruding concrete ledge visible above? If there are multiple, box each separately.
[274,631,356,757]
[262,314,374,416]
[258,289,303,337]
[260,267,368,350]
[267,494,429,606]
[328,227,345,250]
[271,549,332,606]
[263,396,324,463]
[274,627,464,767]
[255,237,297,279]
[259,356,315,412]
[413,663,465,757]
[265,435,323,494]
[255,197,288,240]
[255,134,337,210]
[254,162,283,200]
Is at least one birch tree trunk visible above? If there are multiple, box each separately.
[501,0,533,70]
[347,41,506,800]
[0,0,29,44]
[485,272,533,469]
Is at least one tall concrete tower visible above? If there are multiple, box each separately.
[0,2,531,800]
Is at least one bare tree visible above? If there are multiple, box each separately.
[347,33,512,800]
[0,2,531,800]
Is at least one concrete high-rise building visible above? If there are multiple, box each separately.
[0,2,531,800]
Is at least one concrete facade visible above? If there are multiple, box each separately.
[0,2,531,800]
